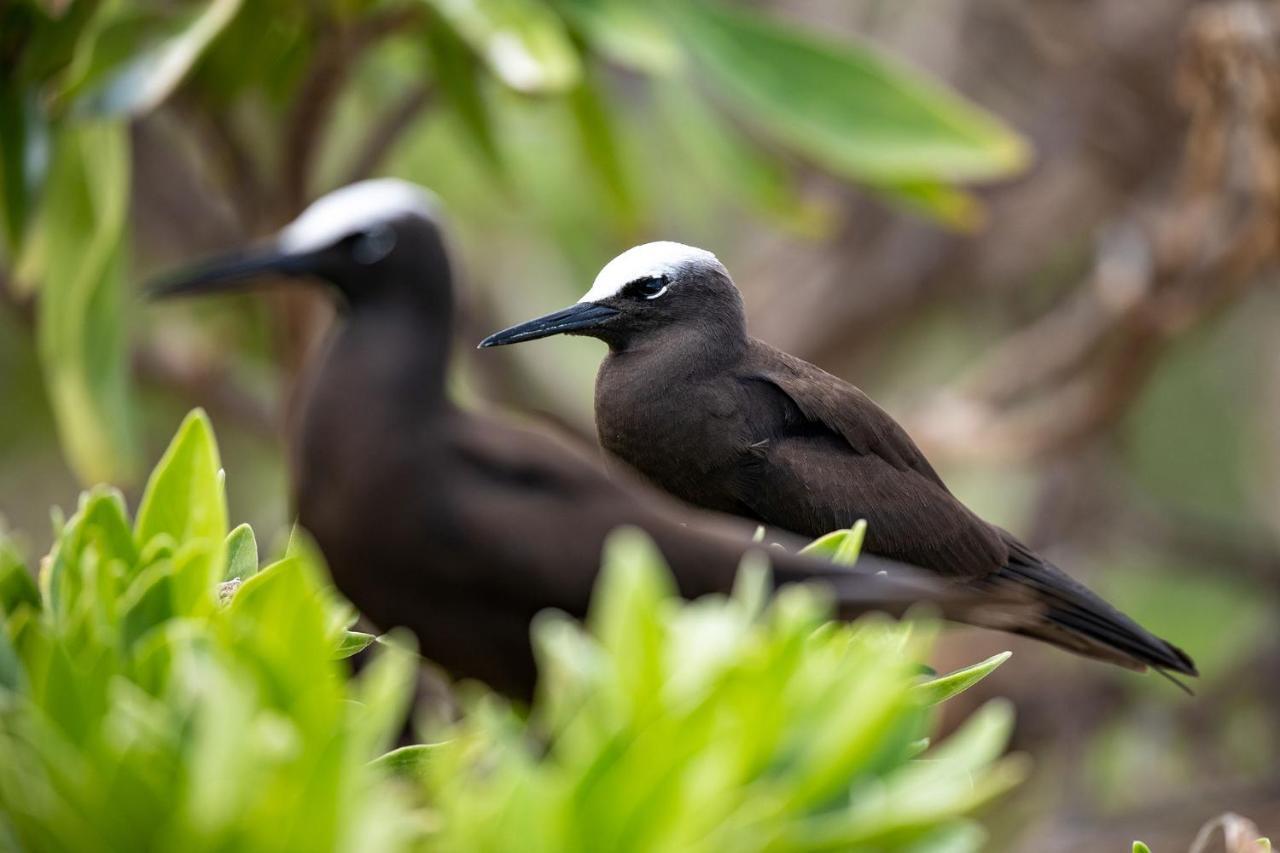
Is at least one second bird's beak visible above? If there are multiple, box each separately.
[478,302,620,348]
[146,244,312,300]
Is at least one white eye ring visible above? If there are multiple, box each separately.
[644,285,669,300]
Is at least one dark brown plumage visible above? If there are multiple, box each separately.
[148,182,1002,700]
[479,241,1198,686]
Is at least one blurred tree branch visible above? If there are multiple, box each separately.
[905,2,1280,462]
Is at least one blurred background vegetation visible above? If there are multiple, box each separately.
[1,0,1278,849]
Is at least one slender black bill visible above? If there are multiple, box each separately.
[478,302,620,348]
[146,245,310,300]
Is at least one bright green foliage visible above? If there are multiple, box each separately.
[419,528,1026,852]
[0,411,1022,851]
[0,411,422,853]
[800,519,869,564]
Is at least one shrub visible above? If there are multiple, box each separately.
[0,410,1024,852]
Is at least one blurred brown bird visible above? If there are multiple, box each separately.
[148,181,1011,699]
[480,241,1197,688]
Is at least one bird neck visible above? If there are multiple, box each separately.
[608,312,748,372]
[333,298,455,408]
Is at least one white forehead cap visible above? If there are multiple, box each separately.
[579,241,721,303]
[279,179,439,253]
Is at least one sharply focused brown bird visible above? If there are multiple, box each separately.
[148,182,1007,699]
[480,241,1197,686]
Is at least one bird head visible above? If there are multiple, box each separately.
[148,179,451,311]
[478,241,744,351]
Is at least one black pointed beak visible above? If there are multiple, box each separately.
[478,302,621,348]
[146,244,312,300]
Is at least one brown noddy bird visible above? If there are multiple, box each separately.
[479,241,1198,686]
[147,183,1012,699]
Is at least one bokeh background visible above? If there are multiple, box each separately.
[2,1,1278,849]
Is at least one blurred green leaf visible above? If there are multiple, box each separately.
[657,80,829,235]
[554,0,682,75]
[0,540,39,618]
[0,613,23,692]
[1133,843,1152,853]
[800,519,867,565]
[673,1,1029,188]
[869,177,985,232]
[335,630,377,659]
[567,69,639,231]
[134,409,227,554]
[349,630,417,761]
[426,20,506,177]
[371,743,444,781]
[223,522,258,582]
[60,0,244,118]
[916,651,1012,705]
[0,81,49,252]
[36,120,136,485]
[422,0,581,94]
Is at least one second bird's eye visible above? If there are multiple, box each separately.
[351,225,397,265]
[631,275,669,300]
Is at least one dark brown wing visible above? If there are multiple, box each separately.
[445,412,998,619]
[736,341,1009,581]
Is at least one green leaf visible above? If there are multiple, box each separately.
[915,651,1011,706]
[0,80,49,252]
[426,21,506,177]
[134,409,227,554]
[422,0,581,94]
[800,520,866,565]
[0,541,39,618]
[673,1,1029,185]
[567,69,638,230]
[222,523,257,582]
[335,631,377,659]
[370,743,445,781]
[120,560,177,648]
[1132,843,1152,853]
[656,80,828,234]
[588,527,674,702]
[0,612,25,692]
[350,631,418,760]
[60,0,244,118]
[869,177,984,232]
[36,121,137,485]
[554,0,682,75]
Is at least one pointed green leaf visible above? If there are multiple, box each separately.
[370,743,445,781]
[915,651,1011,706]
[223,523,257,582]
[674,1,1029,185]
[335,631,377,660]
[134,409,227,553]
[800,521,866,565]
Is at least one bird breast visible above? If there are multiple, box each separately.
[595,353,749,513]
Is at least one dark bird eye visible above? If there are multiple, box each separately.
[351,225,397,265]
[630,275,669,300]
